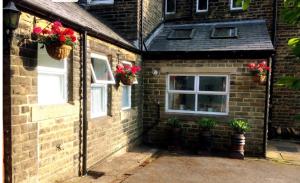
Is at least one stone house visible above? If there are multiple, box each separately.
[2,0,299,182]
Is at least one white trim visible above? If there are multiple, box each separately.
[165,0,176,15]
[87,0,114,5]
[196,0,209,13]
[90,84,107,118]
[230,0,243,10]
[90,53,115,84]
[121,85,132,110]
[166,74,230,115]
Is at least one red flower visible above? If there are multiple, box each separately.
[42,29,51,34]
[247,63,256,70]
[116,64,125,74]
[64,28,74,36]
[53,21,62,27]
[59,35,66,42]
[71,35,77,42]
[131,66,141,74]
[33,27,42,34]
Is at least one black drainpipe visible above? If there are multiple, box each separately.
[140,0,143,50]
[82,30,88,176]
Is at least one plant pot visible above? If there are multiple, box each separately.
[120,75,134,85]
[253,75,267,85]
[230,133,246,159]
[168,127,181,150]
[46,43,72,60]
[199,130,213,152]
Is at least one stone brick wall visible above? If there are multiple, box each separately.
[142,0,163,38]
[143,59,267,156]
[271,1,300,132]
[3,11,143,183]
[86,37,143,168]
[87,0,139,42]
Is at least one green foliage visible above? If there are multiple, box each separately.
[167,117,181,128]
[229,119,250,133]
[276,76,300,90]
[196,118,218,130]
[295,114,300,121]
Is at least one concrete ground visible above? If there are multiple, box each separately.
[122,153,300,183]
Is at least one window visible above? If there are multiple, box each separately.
[122,86,131,110]
[166,74,229,115]
[37,44,68,105]
[211,27,238,39]
[87,0,114,5]
[165,0,176,14]
[167,29,195,40]
[90,53,115,118]
[196,0,208,12]
[230,0,243,10]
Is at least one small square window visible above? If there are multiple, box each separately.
[88,0,114,5]
[196,0,209,12]
[168,29,195,40]
[165,0,176,14]
[230,0,243,10]
[211,27,238,39]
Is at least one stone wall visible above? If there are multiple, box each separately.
[143,59,267,156]
[3,11,143,183]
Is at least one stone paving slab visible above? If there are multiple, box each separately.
[122,152,300,183]
[267,140,300,165]
[67,146,158,183]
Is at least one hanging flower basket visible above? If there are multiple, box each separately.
[46,43,72,60]
[247,60,270,85]
[253,75,267,85]
[32,21,76,61]
[115,63,141,86]
[120,75,135,85]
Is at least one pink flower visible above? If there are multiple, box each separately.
[33,27,42,34]
[42,29,51,34]
[247,63,256,70]
[53,21,62,27]
[116,64,125,74]
[131,66,141,74]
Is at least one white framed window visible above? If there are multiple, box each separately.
[196,0,208,13]
[37,44,68,105]
[90,53,115,118]
[122,86,131,110]
[87,0,114,5]
[165,0,176,14]
[230,0,243,10]
[166,74,229,115]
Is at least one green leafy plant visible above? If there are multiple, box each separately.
[229,119,250,134]
[167,117,181,128]
[196,118,218,131]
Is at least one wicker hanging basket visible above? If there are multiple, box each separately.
[46,43,72,60]
[253,75,267,85]
[120,75,135,85]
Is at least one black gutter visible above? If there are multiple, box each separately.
[14,1,140,54]
[143,50,275,60]
[82,31,88,176]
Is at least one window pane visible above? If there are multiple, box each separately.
[199,76,226,91]
[91,86,106,117]
[168,93,195,111]
[122,86,131,108]
[169,76,195,90]
[166,0,175,13]
[92,58,114,81]
[198,0,208,10]
[198,95,227,113]
[38,73,65,104]
[232,0,242,8]
[38,43,65,69]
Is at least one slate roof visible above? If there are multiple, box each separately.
[17,0,133,48]
[147,20,274,52]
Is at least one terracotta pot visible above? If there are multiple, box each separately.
[230,133,246,159]
[46,43,72,60]
[120,75,134,85]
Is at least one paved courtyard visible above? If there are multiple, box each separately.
[122,153,300,183]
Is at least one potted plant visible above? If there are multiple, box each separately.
[167,117,182,150]
[32,21,76,60]
[115,63,141,85]
[229,119,250,159]
[247,60,270,84]
[196,117,218,153]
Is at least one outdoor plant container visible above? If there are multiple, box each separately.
[196,117,218,153]
[32,21,76,60]
[229,119,250,159]
[167,117,182,150]
[247,60,270,85]
[115,63,141,86]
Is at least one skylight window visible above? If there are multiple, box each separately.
[211,27,238,39]
[168,29,195,40]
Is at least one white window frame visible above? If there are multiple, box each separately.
[165,0,176,15]
[121,85,132,110]
[166,74,230,115]
[196,0,209,13]
[37,47,68,105]
[87,0,114,5]
[90,53,115,118]
[230,0,243,10]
